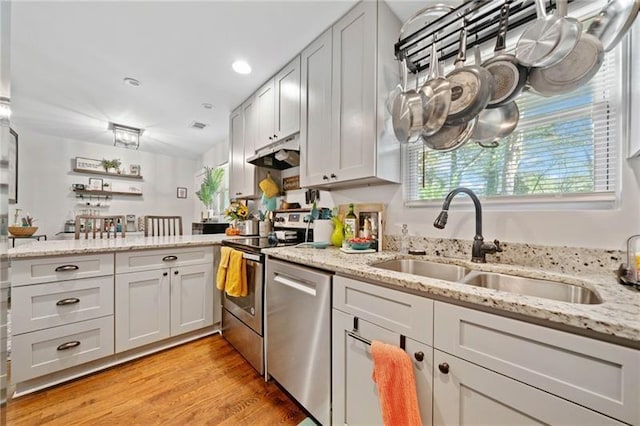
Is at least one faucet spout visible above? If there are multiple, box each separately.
[433,187,502,263]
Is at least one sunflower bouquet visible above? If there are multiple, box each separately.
[224,202,250,221]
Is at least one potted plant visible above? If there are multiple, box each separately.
[101,158,122,173]
[196,166,225,220]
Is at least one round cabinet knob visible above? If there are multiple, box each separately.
[438,362,450,374]
[322,175,329,181]
[268,136,273,140]
[273,134,277,138]
[330,173,337,179]
[414,351,424,362]
[174,270,179,275]
[163,272,168,276]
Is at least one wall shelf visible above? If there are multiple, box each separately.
[72,168,143,179]
[73,189,142,197]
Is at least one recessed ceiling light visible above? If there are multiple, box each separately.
[232,60,251,75]
[201,103,214,109]
[123,77,142,87]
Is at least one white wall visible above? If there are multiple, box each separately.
[193,138,229,220]
[12,128,198,237]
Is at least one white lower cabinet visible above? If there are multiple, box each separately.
[333,309,433,426]
[115,263,213,352]
[12,316,114,383]
[433,349,622,426]
[333,275,640,426]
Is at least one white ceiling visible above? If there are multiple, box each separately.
[9,1,437,159]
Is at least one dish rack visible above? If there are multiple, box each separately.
[395,0,575,73]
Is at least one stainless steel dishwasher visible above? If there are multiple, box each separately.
[265,258,332,425]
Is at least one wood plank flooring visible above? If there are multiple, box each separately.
[6,334,307,425]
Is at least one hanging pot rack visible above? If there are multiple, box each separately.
[395,0,576,73]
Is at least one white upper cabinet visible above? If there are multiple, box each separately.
[300,28,333,187]
[229,98,258,199]
[274,55,301,141]
[301,1,401,188]
[256,79,276,151]
[254,55,301,152]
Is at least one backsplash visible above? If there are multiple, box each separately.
[384,235,625,277]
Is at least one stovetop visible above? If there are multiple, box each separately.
[222,236,300,253]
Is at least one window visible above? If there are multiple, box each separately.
[404,34,625,208]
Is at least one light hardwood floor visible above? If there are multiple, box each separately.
[7,334,307,425]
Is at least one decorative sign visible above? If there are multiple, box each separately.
[75,157,103,172]
[282,175,300,191]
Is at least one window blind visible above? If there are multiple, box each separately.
[404,38,623,207]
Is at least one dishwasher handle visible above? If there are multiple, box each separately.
[273,274,316,297]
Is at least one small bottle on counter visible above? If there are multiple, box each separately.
[344,203,358,242]
[400,224,409,254]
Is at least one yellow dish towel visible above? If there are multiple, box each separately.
[216,247,248,297]
[216,247,232,291]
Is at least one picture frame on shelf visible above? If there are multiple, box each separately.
[88,177,103,190]
[8,128,18,204]
[75,157,103,172]
[177,187,187,199]
[130,164,141,176]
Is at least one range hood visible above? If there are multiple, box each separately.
[247,134,300,170]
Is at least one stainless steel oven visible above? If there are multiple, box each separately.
[220,209,313,377]
[221,239,265,375]
[222,250,263,335]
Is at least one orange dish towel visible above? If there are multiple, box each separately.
[371,340,423,426]
[216,247,248,297]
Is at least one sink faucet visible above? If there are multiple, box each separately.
[433,187,502,263]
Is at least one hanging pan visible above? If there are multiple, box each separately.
[471,44,519,144]
[587,0,640,52]
[515,0,582,68]
[444,24,494,126]
[482,4,528,108]
[419,37,451,138]
[529,0,605,96]
[391,58,428,144]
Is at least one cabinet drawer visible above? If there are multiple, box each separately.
[434,302,640,425]
[11,253,114,286]
[334,276,433,345]
[12,316,114,382]
[115,246,213,274]
[12,276,114,334]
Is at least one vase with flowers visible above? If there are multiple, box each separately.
[224,202,249,235]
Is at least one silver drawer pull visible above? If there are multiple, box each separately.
[56,298,80,306]
[162,255,178,262]
[55,264,79,272]
[57,341,80,351]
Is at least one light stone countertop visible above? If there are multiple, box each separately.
[263,246,640,347]
[8,234,230,259]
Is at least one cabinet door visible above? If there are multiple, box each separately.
[115,270,170,352]
[170,263,214,336]
[300,28,334,188]
[433,350,622,426]
[256,79,275,151]
[332,309,433,426]
[331,1,376,183]
[229,105,245,198]
[274,55,300,140]
[242,96,257,197]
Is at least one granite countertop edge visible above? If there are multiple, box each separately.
[263,246,640,345]
[7,234,230,258]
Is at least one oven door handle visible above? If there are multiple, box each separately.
[242,252,262,262]
[273,274,316,297]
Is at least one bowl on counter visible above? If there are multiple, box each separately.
[9,226,38,237]
[349,238,372,250]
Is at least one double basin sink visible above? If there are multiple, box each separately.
[371,259,602,305]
